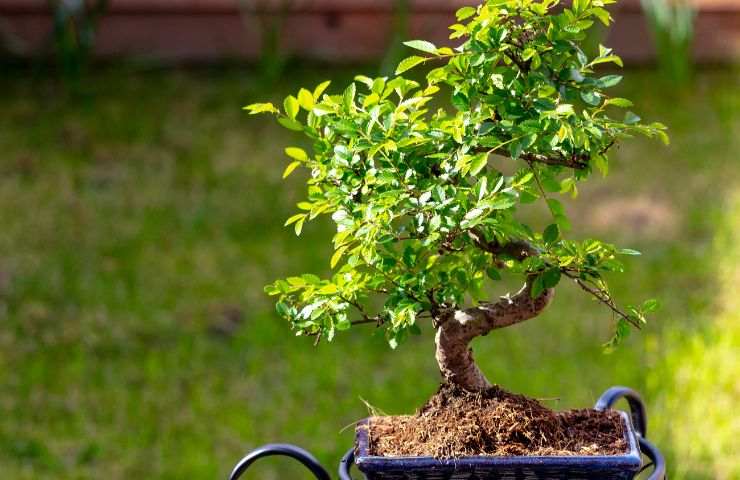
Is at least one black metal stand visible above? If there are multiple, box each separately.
[595,386,667,480]
[228,443,331,480]
[229,386,666,480]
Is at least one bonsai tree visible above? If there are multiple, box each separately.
[249,0,666,392]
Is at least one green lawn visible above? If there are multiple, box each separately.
[0,65,738,479]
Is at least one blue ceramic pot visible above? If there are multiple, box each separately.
[354,411,641,480]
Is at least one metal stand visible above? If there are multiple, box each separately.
[595,386,667,480]
[227,444,331,480]
[229,386,666,480]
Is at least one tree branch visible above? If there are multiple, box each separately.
[475,146,590,170]
[469,229,538,263]
[468,230,641,330]
[435,277,554,391]
[520,151,589,169]
[561,270,641,329]
[351,317,384,326]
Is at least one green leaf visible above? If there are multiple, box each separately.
[486,267,501,281]
[624,111,641,125]
[278,117,303,131]
[604,318,632,353]
[282,161,301,179]
[509,139,524,159]
[542,268,561,289]
[298,88,314,110]
[456,6,477,20]
[546,198,565,216]
[556,104,575,116]
[547,198,571,231]
[396,56,427,75]
[294,217,305,236]
[596,75,623,88]
[313,80,331,99]
[283,95,299,119]
[464,207,485,221]
[318,283,338,294]
[605,97,633,108]
[483,195,517,210]
[572,0,588,14]
[581,90,601,106]
[336,315,351,331]
[591,55,623,67]
[451,91,470,111]
[617,248,642,256]
[284,213,305,226]
[656,129,670,145]
[302,274,321,284]
[285,147,308,161]
[343,83,356,111]
[243,102,278,114]
[276,301,290,317]
[469,152,489,175]
[590,7,612,26]
[330,245,348,268]
[531,275,545,299]
[543,224,560,244]
[593,153,609,177]
[403,40,437,55]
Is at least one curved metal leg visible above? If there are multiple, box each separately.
[595,386,666,480]
[228,443,331,480]
[594,386,648,438]
[638,437,666,480]
[339,447,364,480]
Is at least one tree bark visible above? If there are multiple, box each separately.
[434,280,554,391]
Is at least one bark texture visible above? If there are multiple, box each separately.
[435,281,554,391]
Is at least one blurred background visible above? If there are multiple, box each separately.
[0,0,738,479]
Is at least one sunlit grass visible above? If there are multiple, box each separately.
[0,65,737,479]
[649,192,740,480]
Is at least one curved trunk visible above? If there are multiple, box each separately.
[434,281,554,391]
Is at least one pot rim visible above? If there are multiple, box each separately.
[355,410,641,471]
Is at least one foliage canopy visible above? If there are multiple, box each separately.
[249,0,666,351]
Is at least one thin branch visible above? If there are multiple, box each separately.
[520,151,589,169]
[469,228,538,261]
[471,146,590,170]
[351,317,383,326]
[561,270,641,329]
[469,224,640,331]
[339,294,368,316]
[339,294,385,328]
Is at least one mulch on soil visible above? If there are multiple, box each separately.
[368,383,627,458]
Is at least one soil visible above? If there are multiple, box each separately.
[367,383,627,458]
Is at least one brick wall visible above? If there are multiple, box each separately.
[1,0,738,63]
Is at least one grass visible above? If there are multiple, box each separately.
[0,64,738,479]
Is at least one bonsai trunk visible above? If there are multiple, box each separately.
[434,280,554,391]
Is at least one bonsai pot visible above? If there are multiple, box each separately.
[350,386,658,480]
[228,388,665,480]
[354,411,641,480]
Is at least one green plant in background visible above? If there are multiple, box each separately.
[248,0,667,391]
[49,0,108,86]
[241,0,294,84]
[379,0,411,76]
[640,0,695,84]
